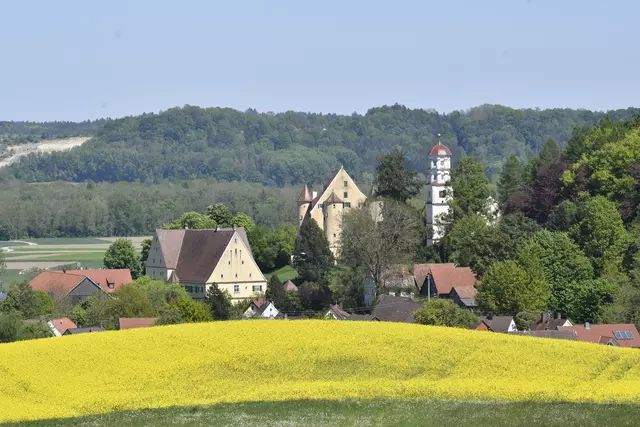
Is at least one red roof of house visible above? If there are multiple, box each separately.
[428,143,452,156]
[283,280,298,292]
[119,317,158,330]
[558,324,640,348]
[452,286,477,299]
[297,184,313,203]
[414,263,476,295]
[29,271,87,296]
[65,269,132,293]
[48,318,76,335]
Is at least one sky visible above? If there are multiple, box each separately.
[1,0,638,121]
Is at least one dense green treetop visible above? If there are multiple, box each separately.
[4,104,639,185]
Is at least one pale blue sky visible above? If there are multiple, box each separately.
[1,0,638,121]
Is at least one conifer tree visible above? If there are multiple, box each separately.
[293,215,334,284]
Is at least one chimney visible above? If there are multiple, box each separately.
[232,223,236,230]
[63,268,67,273]
[585,322,590,330]
[312,191,318,199]
[556,312,561,320]
[184,225,189,230]
[486,311,493,321]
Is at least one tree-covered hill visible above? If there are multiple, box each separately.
[3,104,639,185]
[0,119,107,144]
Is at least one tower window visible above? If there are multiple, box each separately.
[343,192,348,198]
[439,190,446,198]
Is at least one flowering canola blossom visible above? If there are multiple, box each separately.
[1,320,640,422]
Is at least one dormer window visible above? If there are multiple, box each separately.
[108,283,114,289]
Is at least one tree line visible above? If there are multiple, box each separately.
[4,104,640,185]
[0,180,297,240]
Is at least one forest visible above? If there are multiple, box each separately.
[3,104,640,185]
[0,180,297,240]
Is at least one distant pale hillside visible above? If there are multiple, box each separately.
[1,320,639,423]
[2,104,639,185]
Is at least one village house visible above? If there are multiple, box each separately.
[363,265,415,306]
[413,263,477,304]
[63,326,105,336]
[558,323,640,348]
[283,280,298,292]
[29,269,132,306]
[119,318,158,330]
[370,295,424,323]
[296,166,368,256]
[508,330,577,341]
[476,313,517,333]
[531,312,572,330]
[244,298,279,319]
[47,318,77,336]
[145,227,267,301]
[325,304,373,321]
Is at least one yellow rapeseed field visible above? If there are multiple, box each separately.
[1,320,640,422]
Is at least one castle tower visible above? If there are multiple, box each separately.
[323,190,344,255]
[426,136,452,245]
[296,184,313,228]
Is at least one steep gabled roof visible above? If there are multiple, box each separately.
[478,316,514,333]
[154,229,186,269]
[428,142,452,156]
[414,263,477,295]
[175,229,235,283]
[283,280,298,292]
[297,184,313,203]
[65,269,132,293]
[48,318,77,336]
[371,295,423,323]
[29,271,86,295]
[63,327,105,335]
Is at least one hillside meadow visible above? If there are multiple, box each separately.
[0,321,639,423]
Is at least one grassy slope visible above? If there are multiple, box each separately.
[1,321,640,423]
[264,265,298,282]
[6,400,640,427]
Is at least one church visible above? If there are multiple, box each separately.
[296,166,367,255]
[425,140,453,245]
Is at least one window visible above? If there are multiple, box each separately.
[343,192,348,198]
[242,260,244,264]
[253,285,263,292]
[333,233,336,238]
[439,190,446,198]
[249,273,252,278]
[344,202,351,208]
[221,274,224,279]
[235,273,238,278]
[152,258,155,264]
[234,285,239,294]
[228,261,231,265]
[108,283,114,289]
[300,215,303,221]
[344,180,348,188]
[318,203,323,208]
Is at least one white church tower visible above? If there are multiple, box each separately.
[426,136,452,245]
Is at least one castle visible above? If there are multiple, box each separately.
[296,166,367,255]
[296,140,454,254]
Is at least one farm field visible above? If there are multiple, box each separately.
[0,321,639,423]
[0,237,148,288]
[5,399,640,427]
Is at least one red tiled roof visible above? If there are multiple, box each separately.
[119,317,158,330]
[428,143,452,156]
[283,280,298,292]
[48,318,76,335]
[297,184,313,203]
[65,269,132,293]
[29,271,87,296]
[558,324,640,348]
[452,286,477,299]
[414,263,476,295]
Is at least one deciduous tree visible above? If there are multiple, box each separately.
[205,283,231,320]
[104,238,142,278]
[413,299,479,328]
[373,149,422,202]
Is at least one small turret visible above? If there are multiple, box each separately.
[296,184,313,227]
[323,190,344,255]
